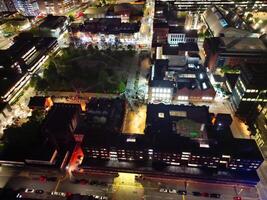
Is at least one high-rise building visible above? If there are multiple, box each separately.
[230,64,267,121]
[37,0,82,15]
[155,0,267,12]
[0,0,16,12]
[13,0,40,16]
[203,37,267,71]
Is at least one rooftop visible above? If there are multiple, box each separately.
[43,103,81,134]
[240,63,267,89]
[162,43,199,55]
[221,37,267,51]
[39,15,67,29]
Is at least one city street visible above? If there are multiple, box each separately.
[0,165,260,200]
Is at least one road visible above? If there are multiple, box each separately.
[0,165,260,200]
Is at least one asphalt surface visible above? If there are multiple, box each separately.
[0,165,260,200]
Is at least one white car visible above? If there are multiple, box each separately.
[159,188,168,193]
[168,189,177,194]
[25,189,35,193]
[51,191,66,197]
[16,193,22,198]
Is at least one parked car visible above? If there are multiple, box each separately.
[25,189,35,193]
[210,193,221,198]
[51,191,66,197]
[39,175,47,182]
[192,191,201,196]
[35,189,44,194]
[168,189,177,194]
[178,190,187,195]
[201,192,209,197]
[159,188,168,193]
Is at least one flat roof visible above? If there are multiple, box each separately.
[221,37,267,51]
[39,15,67,29]
[162,43,199,55]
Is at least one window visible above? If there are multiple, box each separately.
[158,112,165,118]
[170,111,187,117]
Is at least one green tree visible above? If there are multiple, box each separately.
[118,81,126,93]
[69,14,75,22]
[3,23,18,35]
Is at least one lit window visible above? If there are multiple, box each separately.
[158,112,165,118]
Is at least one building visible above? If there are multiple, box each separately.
[42,103,81,150]
[156,43,200,65]
[155,0,266,12]
[203,37,267,71]
[28,96,53,110]
[38,15,68,38]
[224,73,239,94]
[80,104,263,180]
[230,64,267,121]
[149,60,215,103]
[203,6,252,37]
[167,26,198,46]
[0,0,16,12]
[0,35,58,103]
[37,0,82,15]
[69,18,140,47]
[13,0,40,16]
[246,102,267,200]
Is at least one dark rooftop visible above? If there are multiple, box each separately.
[225,73,239,90]
[39,15,67,29]
[43,103,81,133]
[240,63,267,89]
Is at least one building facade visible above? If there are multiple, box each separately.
[14,0,40,16]
[37,0,82,15]
[0,36,58,103]
[203,37,267,72]
[230,64,267,121]
[0,0,16,12]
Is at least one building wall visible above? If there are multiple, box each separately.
[37,0,82,15]
[83,146,262,171]
[153,27,169,44]
[0,0,16,12]
[167,33,198,46]
[149,86,173,103]
[231,76,267,120]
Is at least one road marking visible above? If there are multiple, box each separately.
[54,174,69,192]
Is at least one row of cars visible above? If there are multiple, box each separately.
[18,188,108,200]
[72,179,108,187]
[159,188,221,198]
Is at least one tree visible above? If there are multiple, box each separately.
[69,14,75,22]
[2,23,18,36]
[118,81,126,93]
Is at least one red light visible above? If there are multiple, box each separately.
[233,197,242,200]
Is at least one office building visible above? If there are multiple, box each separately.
[14,0,40,16]
[203,6,252,37]
[167,26,198,46]
[230,64,267,121]
[37,0,82,15]
[80,104,263,178]
[43,103,81,150]
[149,60,215,103]
[203,37,267,71]
[38,15,68,38]
[0,35,58,103]
[155,0,266,12]
[0,0,16,12]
